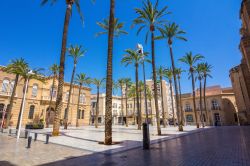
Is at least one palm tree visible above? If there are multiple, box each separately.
[64,45,86,129]
[16,66,45,130]
[3,58,28,128]
[123,78,132,127]
[42,0,86,136]
[75,73,91,127]
[138,81,145,123]
[164,68,176,127]
[128,84,137,125]
[200,62,212,125]
[179,52,204,128]
[133,0,170,135]
[46,64,59,128]
[196,63,205,127]
[156,22,187,131]
[91,78,105,128]
[96,18,128,37]
[156,66,167,128]
[175,68,185,125]
[122,49,144,130]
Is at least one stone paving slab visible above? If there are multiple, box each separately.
[20,125,211,154]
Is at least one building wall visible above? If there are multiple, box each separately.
[0,69,91,127]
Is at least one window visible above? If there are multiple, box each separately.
[10,81,14,94]
[28,105,35,119]
[78,110,81,119]
[80,93,86,104]
[32,84,38,97]
[65,91,69,101]
[2,79,9,93]
[186,115,194,122]
[81,110,84,119]
[211,99,220,110]
[50,86,57,98]
[113,103,117,108]
[185,103,192,112]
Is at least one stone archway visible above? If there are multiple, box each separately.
[46,107,55,125]
[222,98,238,125]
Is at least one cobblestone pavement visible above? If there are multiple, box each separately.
[0,126,250,166]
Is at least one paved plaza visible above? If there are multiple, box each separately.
[0,126,250,166]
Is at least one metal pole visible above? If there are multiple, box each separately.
[17,78,29,141]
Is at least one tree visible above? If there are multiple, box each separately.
[156,22,187,131]
[123,78,132,127]
[179,52,204,128]
[128,84,137,125]
[75,73,91,127]
[200,62,212,125]
[164,68,176,127]
[3,58,28,128]
[117,78,126,125]
[133,0,170,135]
[122,49,144,130]
[64,45,86,129]
[156,66,167,128]
[175,68,185,125]
[16,66,45,130]
[146,86,154,126]
[46,64,59,128]
[42,0,86,136]
[96,18,128,37]
[196,63,205,127]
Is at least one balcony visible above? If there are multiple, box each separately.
[0,91,15,97]
[42,96,56,101]
[211,106,221,110]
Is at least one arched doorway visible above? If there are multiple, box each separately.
[222,98,238,125]
[46,107,55,125]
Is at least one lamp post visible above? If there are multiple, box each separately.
[17,70,33,142]
[137,43,150,149]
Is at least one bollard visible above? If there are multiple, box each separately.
[34,133,38,141]
[45,134,50,144]
[25,131,28,139]
[143,123,150,150]
[27,136,32,148]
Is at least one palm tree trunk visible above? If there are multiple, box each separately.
[95,86,100,128]
[104,0,115,145]
[5,74,19,128]
[133,97,136,125]
[52,3,72,136]
[160,76,166,128]
[46,75,56,128]
[135,64,141,130]
[203,76,209,125]
[125,85,128,127]
[199,78,204,127]
[151,31,161,135]
[191,71,199,128]
[169,80,176,127]
[64,63,76,129]
[121,86,124,125]
[178,76,184,126]
[169,45,183,131]
[76,84,82,127]
[150,98,153,126]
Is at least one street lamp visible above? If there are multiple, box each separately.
[137,43,150,150]
[17,70,33,141]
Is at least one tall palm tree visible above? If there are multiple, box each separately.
[200,62,212,125]
[133,0,170,135]
[164,68,176,127]
[128,84,137,124]
[96,18,128,37]
[175,68,185,125]
[124,78,132,127]
[92,78,105,128]
[104,0,115,145]
[122,49,144,130]
[156,22,187,131]
[146,87,154,126]
[42,0,86,136]
[3,58,28,128]
[16,66,45,130]
[179,52,204,128]
[156,66,167,128]
[117,78,126,125]
[46,64,59,128]
[64,45,86,129]
[138,81,145,123]
[196,63,205,127]
[75,73,91,127]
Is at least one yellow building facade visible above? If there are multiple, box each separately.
[0,68,91,128]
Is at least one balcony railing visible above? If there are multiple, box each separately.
[211,106,221,110]
[42,96,56,101]
[0,91,12,97]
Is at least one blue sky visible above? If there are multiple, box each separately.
[0,0,241,94]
